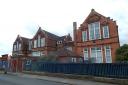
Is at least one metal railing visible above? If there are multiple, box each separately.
[24,62,128,78]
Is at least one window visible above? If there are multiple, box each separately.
[14,45,16,51]
[83,48,88,60]
[57,41,59,44]
[91,47,96,63]
[34,40,37,48]
[26,60,31,65]
[71,58,76,63]
[32,51,42,56]
[29,40,32,50]
[16,42,18,51]
[90,47,103,63]
[82,31,87,41]
[37,35,41,47]
[103,26,109,38]
[57,41,62,44]
[19,43,21,50]
[104,46,112,63]
[88,22,101,40]
[41,38,45,47]
[96,47,103,63]
[66,47,72,51]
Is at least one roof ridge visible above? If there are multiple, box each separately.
[38,27,60,40]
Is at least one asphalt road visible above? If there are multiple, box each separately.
[0,74,67,85]
[0,73,117,85]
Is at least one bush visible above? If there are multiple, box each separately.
[116,44,128,62]
[38,55,58,62]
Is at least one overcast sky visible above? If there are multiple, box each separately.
[0,0,128,55]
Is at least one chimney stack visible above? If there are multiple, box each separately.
[73,22,77,41]
[73,22,77,30]
[73,22,77,53]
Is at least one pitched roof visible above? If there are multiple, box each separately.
[57,36,66,41]
[36,27,72,41]
[57,34,72,42]
[20,36,29,43]
[14,35,30,44]
[42,29,60,40]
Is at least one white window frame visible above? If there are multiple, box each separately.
[34,39,37,48]
[83,48,88,60]
[37,35,41,47]
[103,26,109,38]
[88,22,101,40]
[88,24,94,40]
[82,31,87,42]
[14,44,16,51]
[90,47,103,63]
[41,38,45,47]
[19,43,21,51]
[32,51,42,57]
[16,42,18,51]
[90,47,96,63]
[104,46,112,63]
[29,40,32,50]
[96,47,103,63]
[71,58,76,63]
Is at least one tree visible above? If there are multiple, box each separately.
[116,44,128,62]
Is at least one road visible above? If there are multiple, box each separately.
[0,74,117,85]
[0,74,67,85]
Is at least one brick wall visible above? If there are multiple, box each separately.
[74,9,120,63]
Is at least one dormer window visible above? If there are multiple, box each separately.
[57,41,62,44]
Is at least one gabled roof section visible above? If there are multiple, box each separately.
[14,35,29,44]
[33,27,59,40]
[33,27,44,39]
[82,9,106,24]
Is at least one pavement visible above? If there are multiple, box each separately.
[7,72,117,85]
[0,74,66,85]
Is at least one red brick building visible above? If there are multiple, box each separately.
[12,27,82,69]
[73,9,120,63]
[12,35,30,72]
[12,9,120,67]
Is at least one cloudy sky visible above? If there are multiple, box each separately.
[0,0,128,55]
